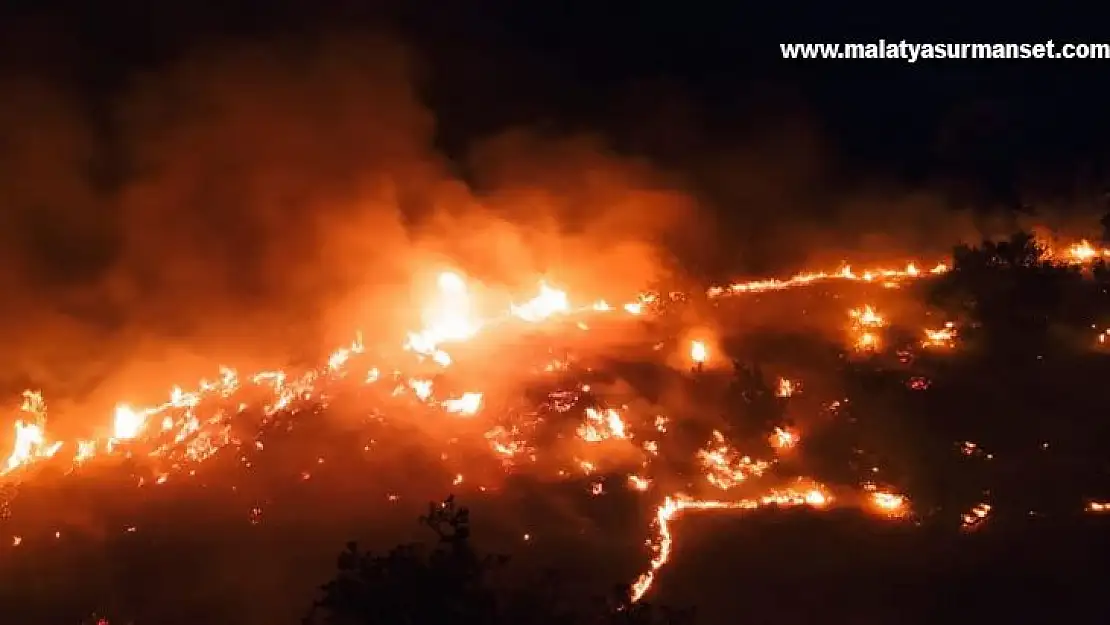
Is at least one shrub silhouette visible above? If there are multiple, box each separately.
[928,230,1088,353]
[304,496,695,625]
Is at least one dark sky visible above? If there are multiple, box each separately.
[5,1,1109,195]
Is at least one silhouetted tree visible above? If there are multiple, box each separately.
[725,360,786,446]
[303,496,503,625]
[915,226,1110,519]
[929,231,1085,355]
[305,496,695,625]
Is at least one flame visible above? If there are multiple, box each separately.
[849,305,885,351]
[2,242,1108,601]
[404,271,480,363]
[770,426,798,449]
[1064,240,1110,262]
[850,305,884,328]
[689,340,707,364]
[706,262,947,299]
[960,502,992,530]
[775,377,796,398]
[112,404,146,441]
[868,488,909,517]
[697,430,771,490]
[630,483,830,601]
[923,322,957,348]
[3,391,62,475]
[511,282,570,322]
[442,393,483,416]
[577,407,629,442]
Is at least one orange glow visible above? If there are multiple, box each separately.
[3,241,1109,601]
[689,340,708,364]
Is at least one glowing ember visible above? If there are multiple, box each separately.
[577,407,629,442]
[775,377,796,397]
[770,426,798,449]
[869,490,909,517]
[697,430,771,490]
[961,502,992,530]
[850,305,885,351]
[923,322,957,348]
[850,305,884,328]
[0,241,1107,606]
[1065,240,1110,262]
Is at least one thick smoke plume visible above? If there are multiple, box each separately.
[0,35,696,433]
[1,28,1106,433]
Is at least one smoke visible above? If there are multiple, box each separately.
[425,130,696,294]
[1,24,1106,432]
[0,34,698,431]
[608,82,1107,276]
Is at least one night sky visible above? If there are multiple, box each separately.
[6,2,1109,194]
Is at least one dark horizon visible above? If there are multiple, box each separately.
[5,3,1110,196]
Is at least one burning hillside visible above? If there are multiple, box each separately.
[5,235,1110,623]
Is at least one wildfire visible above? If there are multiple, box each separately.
[3,243,1109,605]
[630,483,830,602]
[706,261,947,299]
